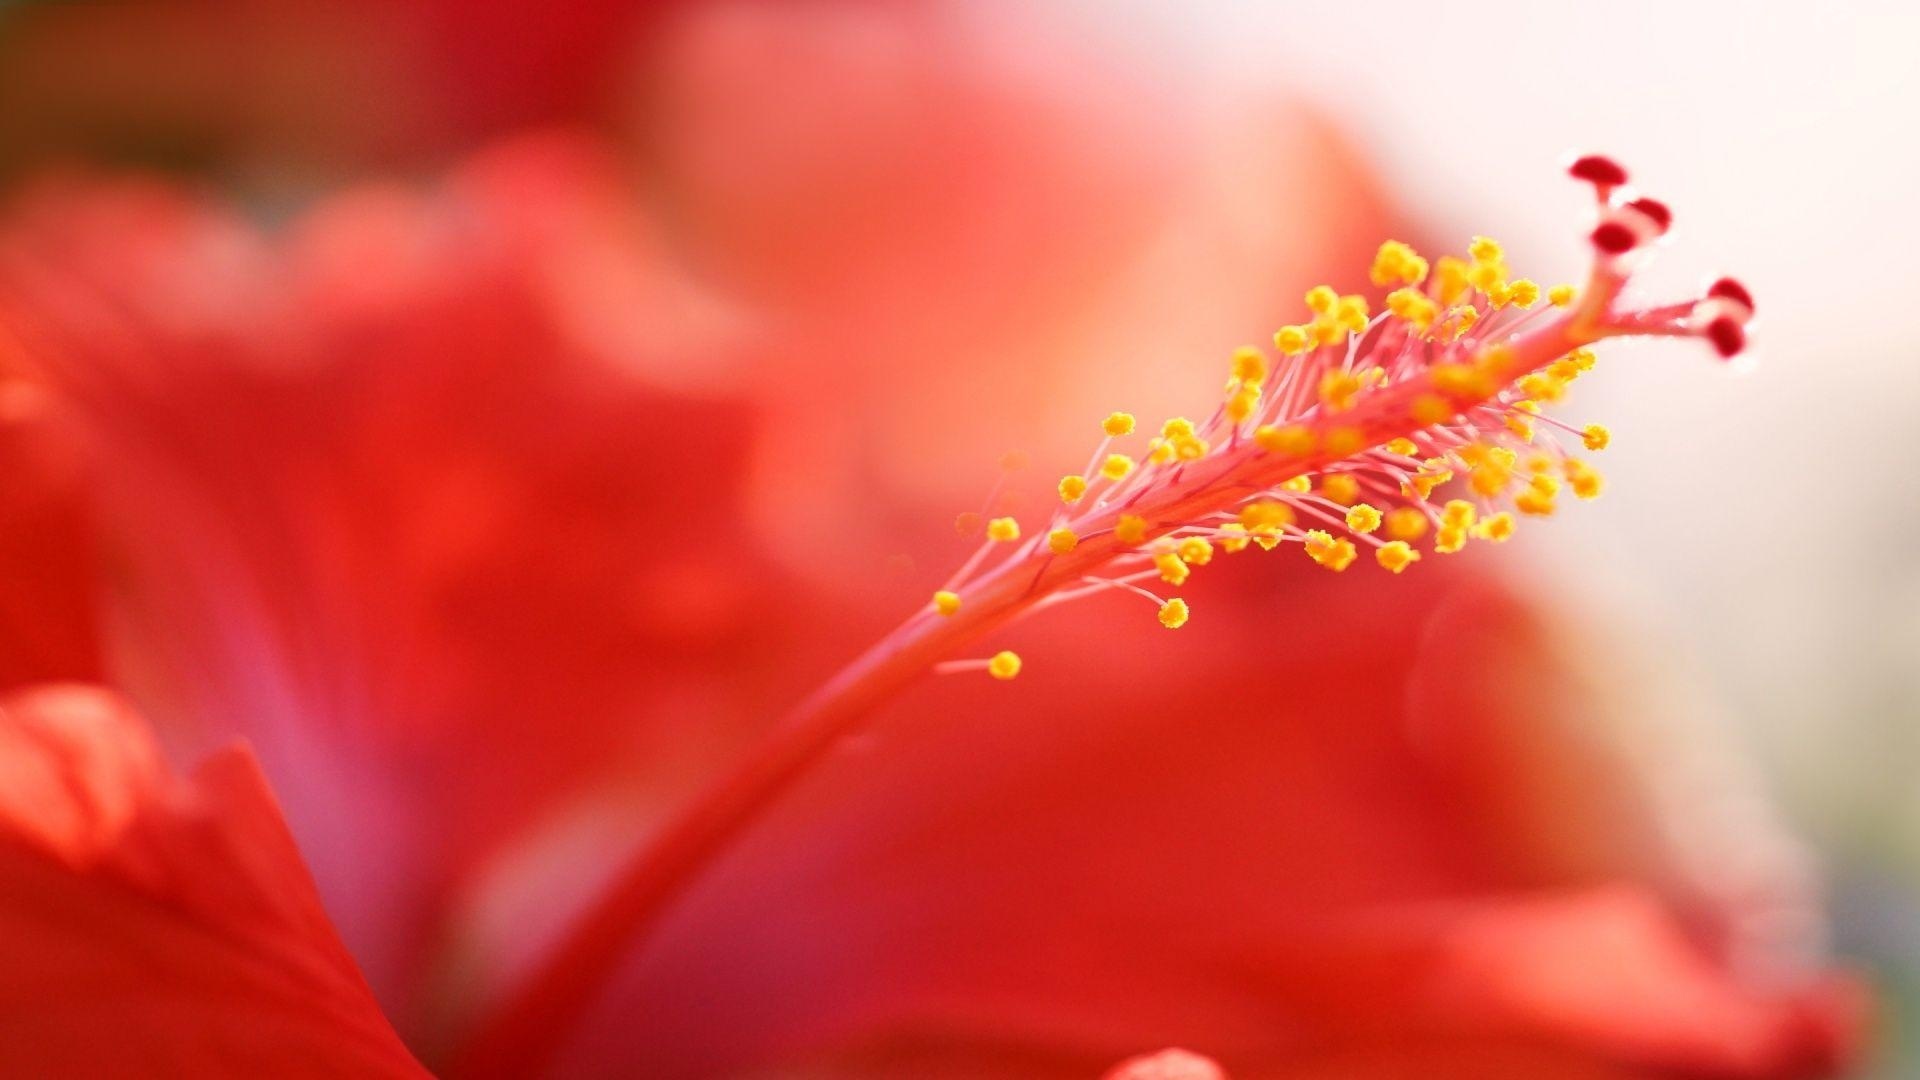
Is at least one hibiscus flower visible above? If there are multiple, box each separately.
[0,3,1869,1077]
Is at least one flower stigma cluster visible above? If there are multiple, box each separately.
[930,156,1754,679]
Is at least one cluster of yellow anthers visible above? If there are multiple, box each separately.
[927,156,1754,680]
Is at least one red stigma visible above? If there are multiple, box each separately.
[1569,155,1630,186]
[1590,221,1637,254]
[1709,277,1755,313]
[1625,197,1672,232]
[1706,316,1746,358]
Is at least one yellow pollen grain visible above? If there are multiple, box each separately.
[988,650,1022,680]
[933,590,961,616]
[1583,424,1611,451]
[1104,412,1136,437]
[1231,346,1268,385]
[1048,527,1079,554]
[1474,512,1517,542]
[1281,475,1312,493]
[1154,552,1191,586]
[1386,507,1430,540]
[1385,438,1419,457]
[1376,541,1420,574]
[1058,474,1089,504]
[1305,285,1339,314]
[1324,426,1365,457]
[987,516,1020,542]
[1273,325,1311,355]
[1239,501,1295,529]
[1548,283,1576,307]
[1345,503,1383,533]
[1508,279,1541,308]
[1158,598,1190,629]
[1319,370,1364,412]
[1256,423,1316,455]
[1441,500,1477,529]
[1162,417,1196,440]
[1177,537,1215,565]
[1304,529,1357,571]
[1218,523,1251,553]
[1116,514,1149,546]
[1101,453,1135,480]
[1226,384,1261,423]
[1320,474,1361,506]
[1435,526,1469,554]
[1433,255,1471,307]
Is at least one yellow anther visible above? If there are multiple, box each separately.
[1147,439,1174,465]
[1526,453,1557,474]
[1048,527,1079,554]
[1469,236,1504,264]
[1226,384,1261,424]
[987,516,1021,542]
[1474,512,1517,542]
[1406,466,1452,500]
[1565,459,1604,499]
[1411,394,1454,425]
[1251,523,1284,551]
[1320,474,1362,506]
[1104,412,1137,437]
[1273,325,1311,355]
[1441,499,1477,529]
[1516,373,1566,402]
[1304,529,1358,571]
[1239,500,1296,529]
[1345,504,1383,533]
[1218,523,1251,553]
[1305,285,1339,315]
[988,650,1022,680]
[1280,475,1312,494]
[933,590,962,616]
[1058,474,1089,504]
[1548,283,1577,307]
[1514,488,1557,516]
[1529,473,1561,497]
[1434,526,1469,554]
[1101,453,1135,481]
[1171,433,1210,461]
[955,511,983,537]
[1326,427,1366,457]
[1386,507,1430,540]
[1319,370,1364,413]
[1486,281,1513,308]
[1116,514,1149,545]
[1162,417,1196,440]
[1468,260,1506,295]
[1384,438,1419,457]
[1514,400,1541,415]
[1385,286,1439,331]
[1508,279,1541,308]
[1158,598,1190,629]
[1177,537,1215,565]
[1478,344,1519,375]
[1154,551,1191,586]
[1433,255,1471,307]
[1469,462,1511,497]
[1371,240,1430,287]
[1446,304,1481,340]
[1231,346,1268,385]
[1255,423,1316,455]
[1505,414,1535,441]
[1376,541,1421,574]
[1568,348,1597,372]
[1547,357,1582,384]
[1335,295,1371,333]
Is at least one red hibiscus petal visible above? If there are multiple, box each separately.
[0,684,425,1077]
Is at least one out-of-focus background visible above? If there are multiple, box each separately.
[0,0,1914,1074]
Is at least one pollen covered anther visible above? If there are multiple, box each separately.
[987,651,1022,680]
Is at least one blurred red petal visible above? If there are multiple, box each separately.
[0,684,424,1075]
